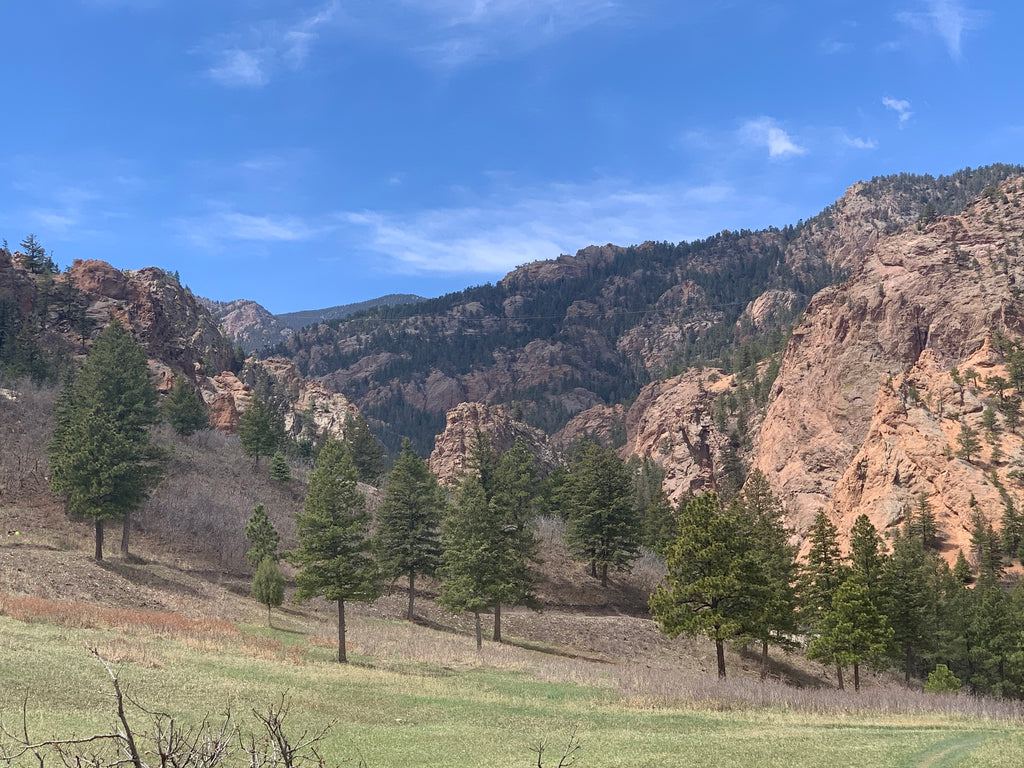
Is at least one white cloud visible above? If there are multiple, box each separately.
[177,211,323,248]
[203,2,340,88]
[883,96,913,125]
[739,118,806,159]
[208,50,268,88]
[897,0,986,59]
[334,178,793,277]
[841,134,877,150]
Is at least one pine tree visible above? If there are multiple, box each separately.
[245,503,280,567]
[952,549,972,584]
[252,556,285,627]
[269,451,291,482]
[18,233,55,274]
[806,577,892,692]
[911,492,939,550]
[238,395,279,469]
[287,438,379,663]
[375,439,444,621]
[630,457,675,554]
[47,320,162,561]
[343,412,384,483]
[163,373,208,436]
[880,530,932,685]
[650,492,763,679]
[849,514,887,600]
[798,509,848,627]
[956,422,981,463]
[560,441,639,587]
[1000,495,1022,558]
[731,470,797,678]
[438,474,502,649]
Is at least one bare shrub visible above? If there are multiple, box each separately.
[0,380,59,501]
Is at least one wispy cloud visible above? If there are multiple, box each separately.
[739,118,806,159]
[334,178,796,276]
[203,2,340,88]
[883,96,913,125]
[841,133,877,150]
[897,0,987,59]
[177,210,324,249]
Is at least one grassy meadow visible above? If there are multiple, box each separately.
[1,595,1023,768]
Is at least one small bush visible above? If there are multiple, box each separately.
[925,664,961,694]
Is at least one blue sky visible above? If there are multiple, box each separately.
[0,1,1019,313]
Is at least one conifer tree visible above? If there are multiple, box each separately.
[650,492,763,679]
[731,470,797,678]
[849,514,887,600]
[269,451,291,482]
[806,577,892,692]
[438,474,501,648]
[561,441,639,587]
[952,549,972,584]
[238,395,279,469]
[880,530,932,684]
[630,457,675,554]
[1000,495,1022,558]
[376,439,444,620]
[252,556,285,627]
[287,438,379,663]
[47,320,162,561]
[163,373,208,436]
[343,412,385,483]
[911,492,940,550]
[956,422,981,463]
[798,509,847,627]
[245,503,280,567]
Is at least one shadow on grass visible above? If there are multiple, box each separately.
[99,559,205,599]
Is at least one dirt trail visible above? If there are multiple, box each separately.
[913,733,988,768]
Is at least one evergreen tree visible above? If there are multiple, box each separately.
[880,531,932,685]
[952,549,972,584]
[560,441,639,587]
[806,577,892,692]
[731,470,797,678]
[238,394,279,469]
[956,422,981,463]
[1000,495,1022,558]
[163,373,208,436]
[650,493,763,679]
[252,556,285,627]
[487,437,542,641]
[375,439,444,621]
[287,438,379,663]
[244,503,280,567]
[269,451,291,482]
[849,514,887,600]
[18,233,55,274]
[630,457,675,554]
[343,412,385,483]
[798,509,848,627]
[438,474,502,648]
[47,320,162,561]
[911,492,940,550]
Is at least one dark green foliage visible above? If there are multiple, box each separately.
[376,439,444,620]
[849,514,886,601]
[560,441,639,587]
[970,508,1005,584]
[730,470,797,676]
[238,395,280,469]
[650,492,763,679]
[807,577,892,691]
[982,406,998,434]
[955,422,981,463]
[909,492,940,550]
[880,531,933,684]
[18,234,56,274]
[1000,495,1022,558]
[952,549,972,583]
[924,664,961,694]
[252,556,285,626]
[798,510,847,626]
[269,451,291,482]
[287,438,379,662]
[628,457,675,554]
[244,503,280,567]
[163,373,208,436]
[343,412,385,483]
[47,321,162,560]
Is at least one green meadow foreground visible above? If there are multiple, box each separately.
[1,603,1023,768]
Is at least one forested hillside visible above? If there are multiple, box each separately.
[272,165,1023,454]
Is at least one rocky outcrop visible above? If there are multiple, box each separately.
[428,402,557,485]
[753,177,1024,546]
[200,298,292,353]
[553,403,626,448]
[67,260,236,376]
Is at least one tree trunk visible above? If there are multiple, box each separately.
[854,663,861,692]
[267,603,272,627]
[337,599,347,663]
[493,603,502,643]
[715,638,726,679]
[95,519,104,561]
[760,639,769,681]
[601,563,608,588]
[590,560,597,578]
[836,665,845,691]
[407,571,416,621]
[905,645,914,686]
[474,611,482,650]
[120,513,131,558]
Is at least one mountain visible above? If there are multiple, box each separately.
[272,165,1023,456]
[202,294,426,354]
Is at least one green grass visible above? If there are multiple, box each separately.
[1,615,1023,768]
